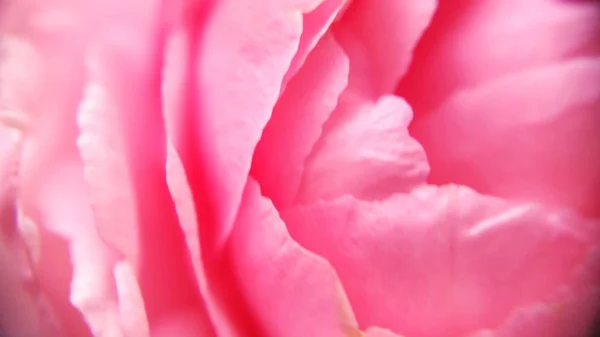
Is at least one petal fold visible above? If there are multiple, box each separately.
[227,178,358,337]
[298,95,428,203]
[412,58,600,215]
[282,185,599,337]
[251,32,349,208]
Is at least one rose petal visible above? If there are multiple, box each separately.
[23,150,120,337]
[412,58,600,215]
[227,178,358,336]
[251,32,349,208]
[5,3,113,334]
[75,0,212,332]
[0,126,20,208]
[282,0,349,87]
[113,261,150,337]
[467,287,600,337]
[291,0,435,203]
[398,0,600,114]
[334,0,437,95]
[365,327,404,337]
[297,95,429,203]
[176,0,332,249]
[282,185,599,337]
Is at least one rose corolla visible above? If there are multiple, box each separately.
[0,0,599,337]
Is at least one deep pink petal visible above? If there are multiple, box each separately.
[298,95,429,203]
[184,0,332,249]
[227,178,358,337]
[412,58,600,215]
[282,185,599,337]
[398,0,600,115]
[251,32,349,208]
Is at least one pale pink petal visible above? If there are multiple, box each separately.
[227,178,358,337]
[3,3,118,334]
[334,0,437,95]
[75,0,212,332]
[0,240,64,337]
[291,0,435,203]
[282,185,599,337]
[22,152,121,337]
[297,95,428,203]
[412,58,600,215]
[76,80,141,267]
[468,249,600,337]
[365,327,404,337]
[251,32,349,208]
[398,0,600,114]
[113,261,150,337]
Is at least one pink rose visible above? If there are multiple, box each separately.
[1,0,599,336]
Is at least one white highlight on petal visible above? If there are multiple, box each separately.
[114,261,149,337]
[468,205,532,237]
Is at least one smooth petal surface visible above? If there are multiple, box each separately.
[113,261,150,337]
[365,327,404,337]
[297,95,429,203]
[227,178,358,337]
[334,0,437,95]
[0,126,20,203]
[291,0,435,203]
[282,185,599,337]
[469,248,600,337]
[282,0,349,86]
[398,0,600,114]
[0,240,62,337]
[412,58,600,215]
[251,32,349,208]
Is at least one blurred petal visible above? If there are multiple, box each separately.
[298,95,428,203]
[3,3,113,335]
[412,58,600,215]
[252,33,349,208]
[227,178,358,337]
[282,185,599,337]
[114,261,150,337]
[163,1,345,334]
[76,0,212,333]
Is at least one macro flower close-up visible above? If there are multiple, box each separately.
[0,0,599,336]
